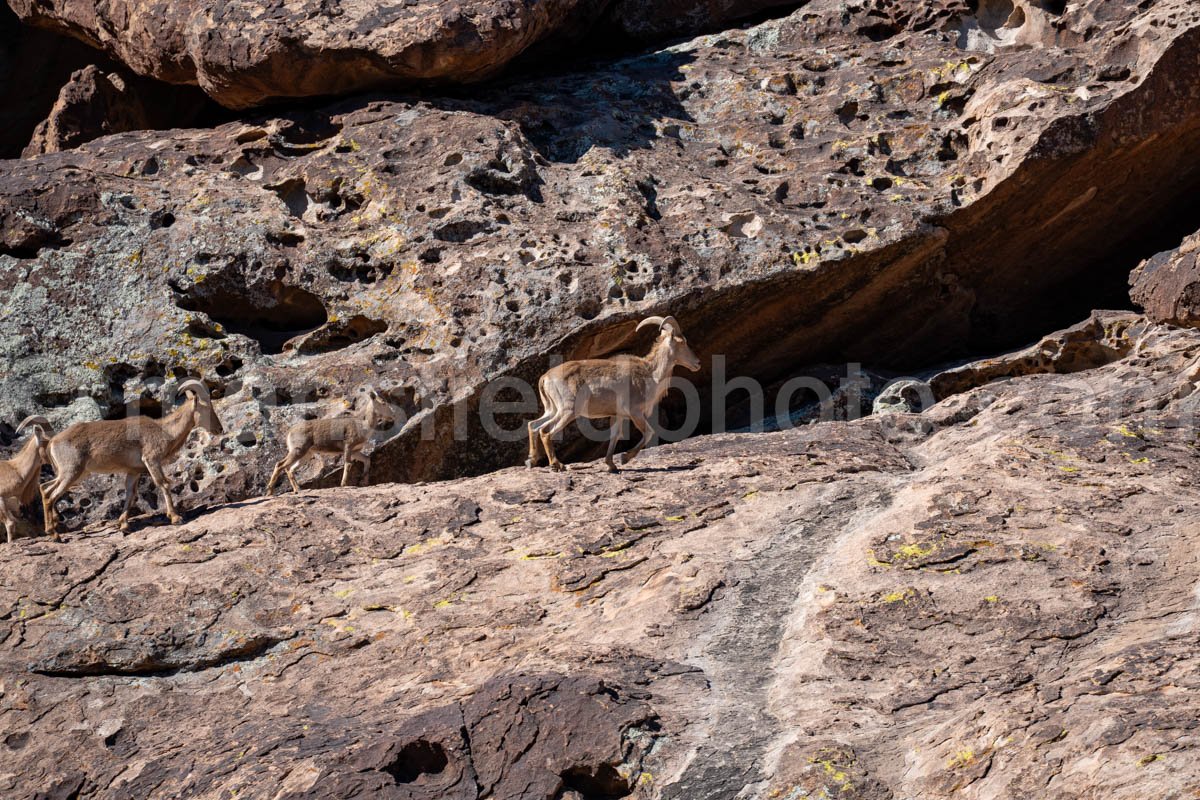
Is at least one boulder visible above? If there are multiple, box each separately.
[22,64,216,157]
[4,0,1200,529]
[8,0,798,109]
[3,316,1200,797]
[1130,231,1200,329]
[0,4,102,157]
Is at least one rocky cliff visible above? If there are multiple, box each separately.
[3,1,1200,798]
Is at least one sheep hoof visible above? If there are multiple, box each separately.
[168,514,183,525]
[524,459,535,470]
[607,464,619,474]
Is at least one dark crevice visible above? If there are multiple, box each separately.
[498,1,808,87]
[176,284,329,355]
[557,764,631,800]
[286,314,388,355]
[382,740,449,784]
[32,634,288,679]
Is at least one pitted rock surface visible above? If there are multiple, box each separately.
[0,4,104,158]
[4,0,1200,531]
[8,0,797,109]
[2,318,1200,797]
[22,64,214,158]
[1131,228,1200,330]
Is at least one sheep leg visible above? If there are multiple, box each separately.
[356,452,371,486]
[526,420,547,468]
[40,467,81,540]
[526,405,556,468]
[285,462,303,493]
[527,380,556,468]
[38,480,59,539]
[117,472,140,531]
[541,411,574,472]
[264,460,286,495]
[1,499,16,544]
[620,413,655,465]
[604,418,623,473]
[340,441,355,487]
[142,458,182,525]
[266,448,304,495]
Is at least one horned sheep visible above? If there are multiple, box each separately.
[527,315,701,472]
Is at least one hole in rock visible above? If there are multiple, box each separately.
[558,764,631,800]
[277,117,343,146]
[105,397,163,421]
[287,315,388,355]
[267,178,311,218]
[328,255,392,284]
[178,285,328,355]
[1035,0,1066,14]
[382,740,449,784]
[858,22,901,42]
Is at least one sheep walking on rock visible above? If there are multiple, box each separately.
[265,388,395,495]
[527,315,701,473]
[0,416,53,543]
[39,379,224,538]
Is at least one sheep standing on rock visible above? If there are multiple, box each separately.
[527,315,701,472]
[264,387,396,495]
[0,416,53,543]
[39,379,224,539]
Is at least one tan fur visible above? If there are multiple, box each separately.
[0,418,52,543]
[265,389,396,495]
[527,316,701,472]
[39,381,224,538]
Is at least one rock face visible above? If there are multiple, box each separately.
[4,0,1200,531]
[7,0,797,109]
[3,316,1200,798]
[22,64,215,157]
[7,0,1200,795]
[929,310,1141,400]
[0,4,104,157]
[1130,230,1200,329]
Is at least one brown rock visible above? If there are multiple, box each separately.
[1,2,1199,533]
[0,4,101,157]
[3,317,1200,797]
[8,0,793,110]
[1130,231,1200,328]
[22,64,215,157]
[929,310,1144,400]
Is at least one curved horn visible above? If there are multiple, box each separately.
[15,415,51,434]
[660,315,681,336]
[177,379,209,398]
[635,316,666,333]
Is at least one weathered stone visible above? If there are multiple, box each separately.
[3,318,1200,797]
[22,64,215,157]
[0,4,101,157]
[4,0,1200,532]
[1130,230,1200,329]
[929,310,1144,400]
[872,378,932,415]
[8,0,797,110]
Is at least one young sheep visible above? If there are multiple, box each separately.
[40,379,224,538]
[0,416,53,543]
[264,388,396,495]
[527,315,701,473]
